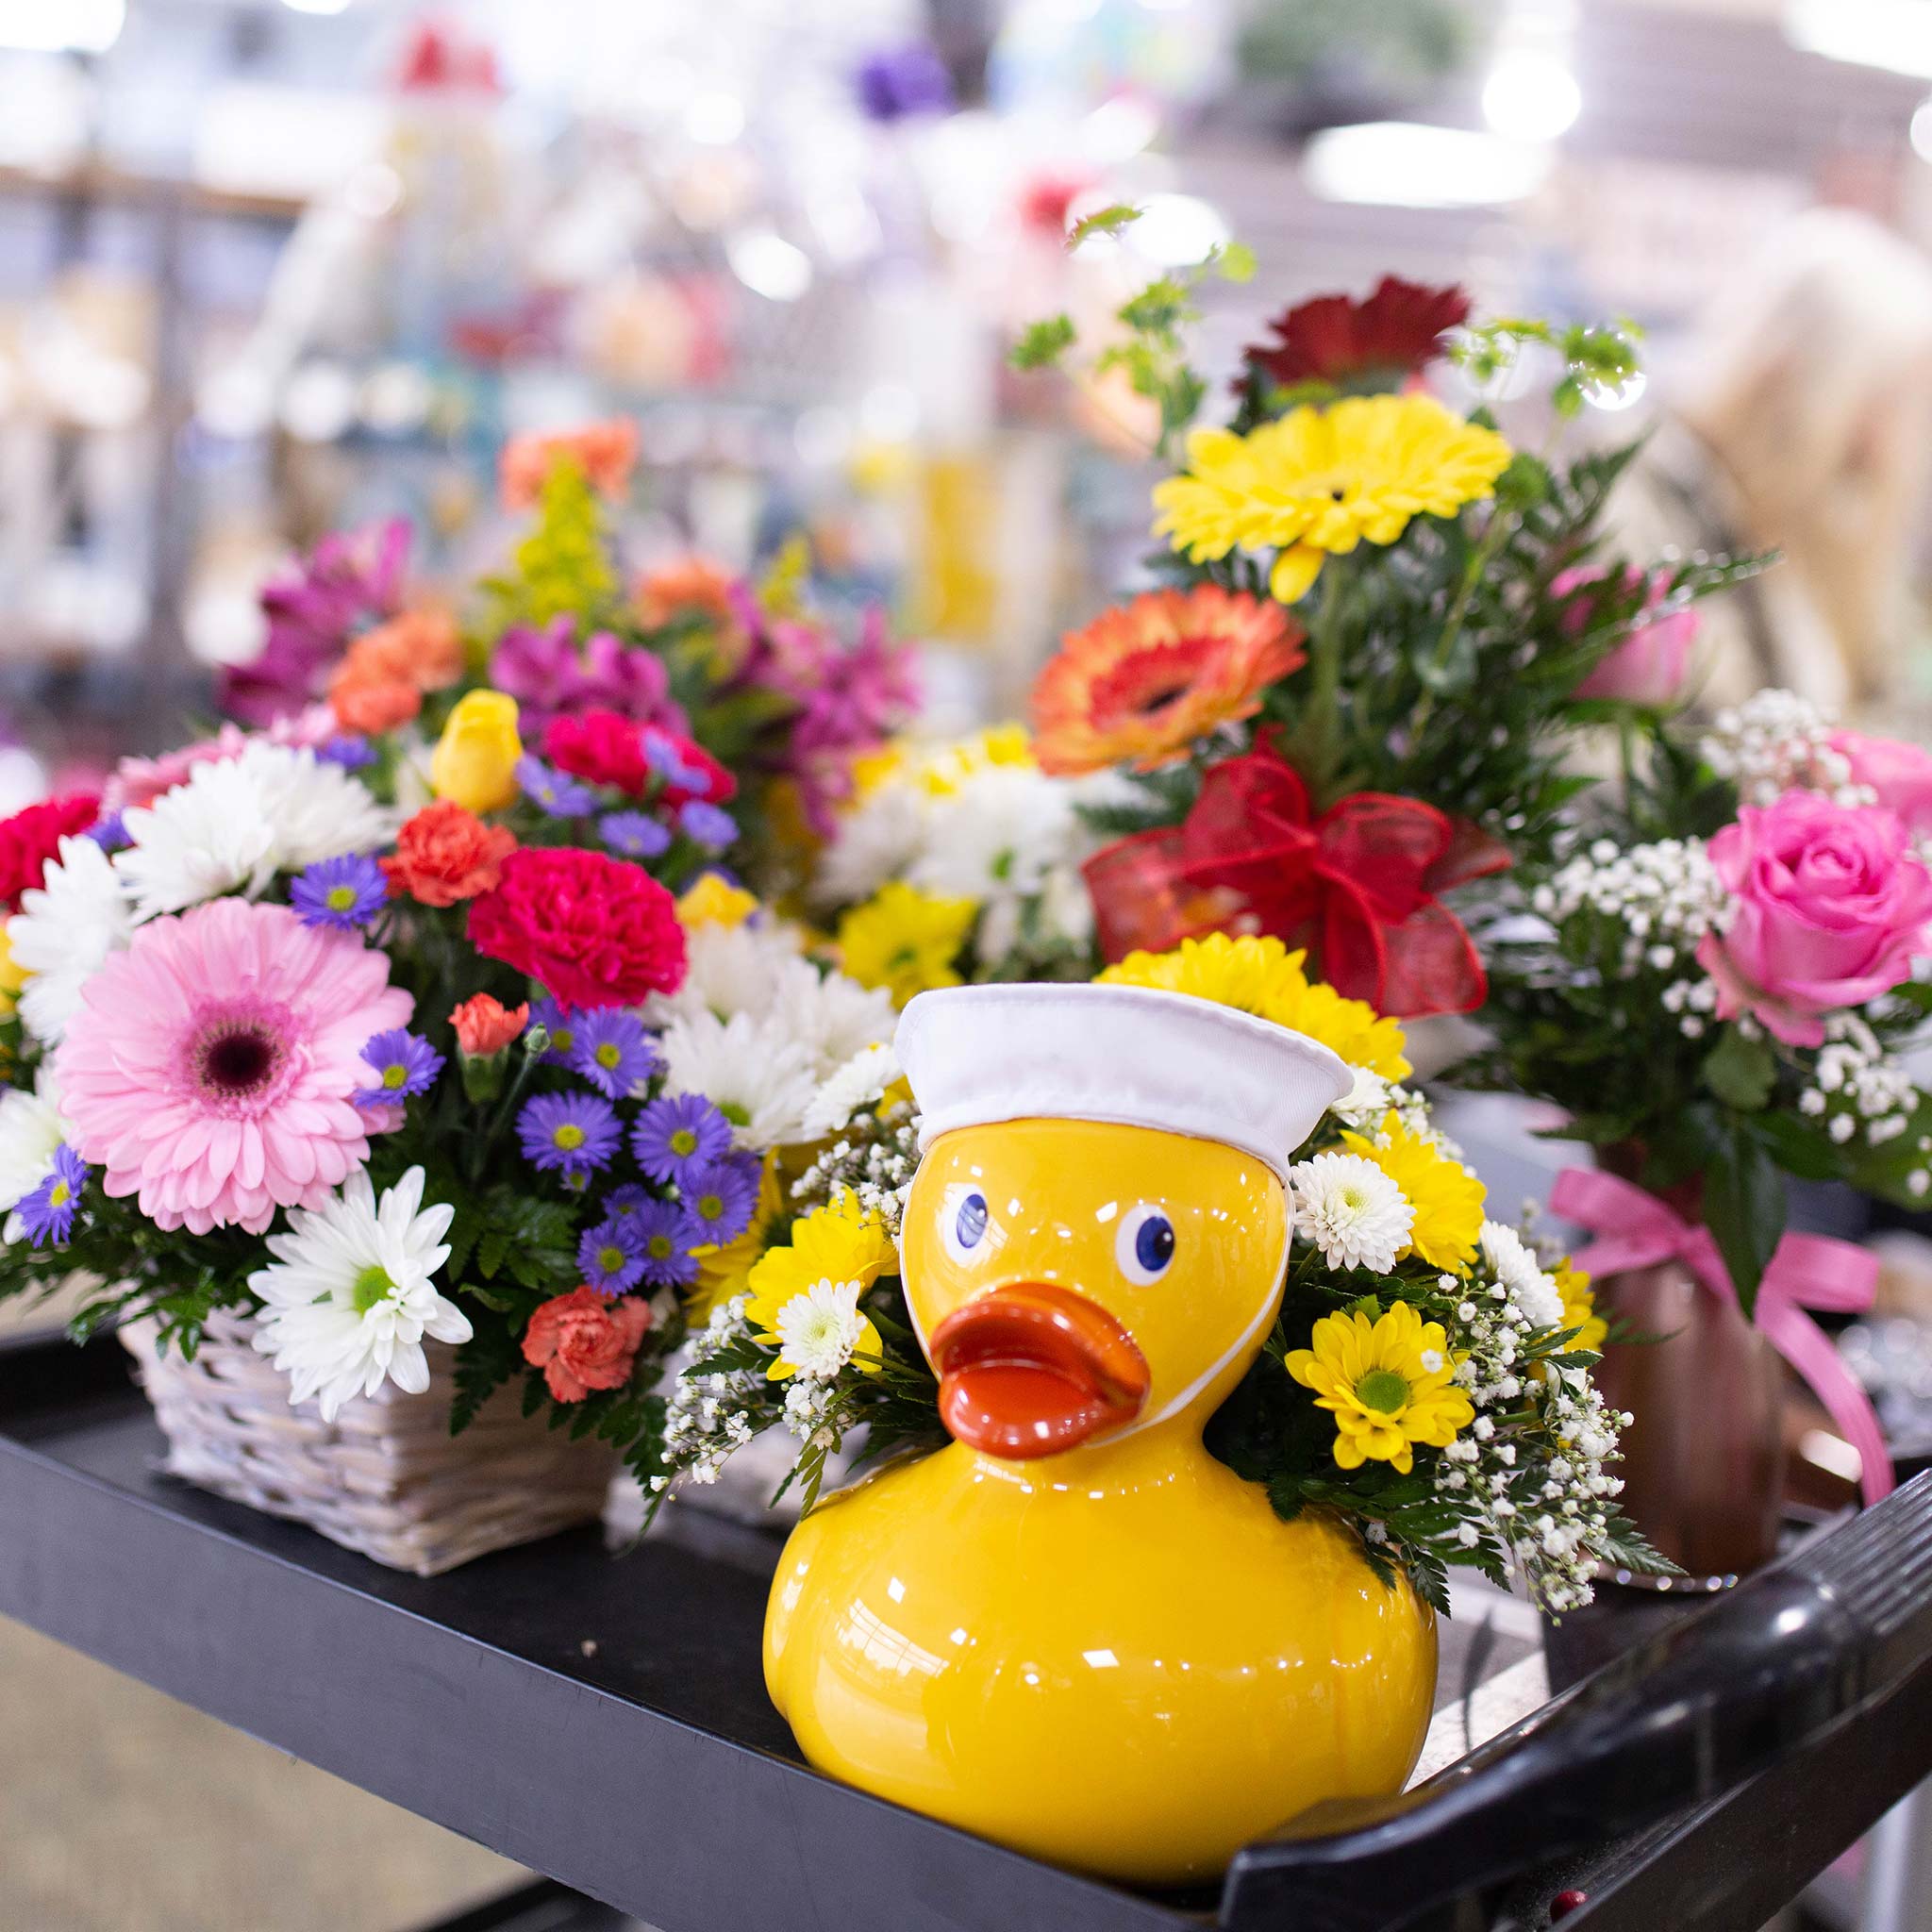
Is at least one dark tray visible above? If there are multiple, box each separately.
[2,1332,1929,1932]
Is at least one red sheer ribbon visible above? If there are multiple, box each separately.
[1082,749,1507,1018]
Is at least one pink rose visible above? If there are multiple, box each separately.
[1695,791,1932,1045]
[1555,564,1700,708]
[1830,730,1932,836]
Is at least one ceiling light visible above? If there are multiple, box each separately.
[1304,123,1552,208]
[0,0,124,54]
[1785,0,1932,78]
[1481,49,1581,142]
[726,229,811,303]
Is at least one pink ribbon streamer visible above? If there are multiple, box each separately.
[1550,1166,1893,1507]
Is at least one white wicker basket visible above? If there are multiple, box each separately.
[121,1308,616,1576]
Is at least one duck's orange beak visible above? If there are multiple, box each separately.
[930,1283,1150,1459]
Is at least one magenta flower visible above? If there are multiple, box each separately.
[489,620,689,737]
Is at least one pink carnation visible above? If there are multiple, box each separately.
[1695,791,1932,1046]
[1830,730,1932,837]
[55,899,412,1234]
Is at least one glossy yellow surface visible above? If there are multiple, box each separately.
[763,1119,1438,1886]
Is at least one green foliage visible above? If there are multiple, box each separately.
[1008,314,1077,371]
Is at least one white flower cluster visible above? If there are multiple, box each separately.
[1289,1152,1413,1273]
[1329,1068,1436,1140]
[1534,837,1731,979]
[656,1296,768,1491]
[1700,689,1867,808]
[1801,1010,1932,1188]
[812,733,1122,973]
[651,918,897,1152]
[791,1102,920,1234]
[1435,1229,1630,1614]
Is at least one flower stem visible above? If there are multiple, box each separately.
[1298,561,1349,804]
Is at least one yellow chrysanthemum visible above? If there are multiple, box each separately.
[1341,1112,1484,1272]
[688,1154,783,1323]
[744,1193,897,1381]
[1553,1259,1607,1354]
[1152,394,1513,604]
[917,724,1036,796]
[1266,978,1412,1080]
[676,873,759,929]
[837,881,978,1007]
[1095,933,1410,1077]
[0,929,24,1021]
[1285,1302,1474,1474]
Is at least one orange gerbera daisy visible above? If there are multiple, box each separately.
[1029,586,1305,776]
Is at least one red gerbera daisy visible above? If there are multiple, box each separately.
[1244,276,1471,393]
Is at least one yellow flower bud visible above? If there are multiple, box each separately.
[675,874,759,929]
[0,928,23,1020]
[430,691,522,814]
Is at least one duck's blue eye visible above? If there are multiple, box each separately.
[1135,1214,1174,1274]
[955,1191,989,1250]
[1116,1204,1176,1285]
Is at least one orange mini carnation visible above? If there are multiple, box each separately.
[522,1287,652,1403]
[449,992,528,1056]
[637,554,737,627]
[382,801,517,908]
[1029,585,1305,776]
[501,418,639,510]
[350,608,464,691]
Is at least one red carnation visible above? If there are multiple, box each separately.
[0,793,101,911]
[467,846,687,1011]
[522,1287,652,1403]
[545,708,650,797]
[1244,276,1471,392]
[641,725,738,808]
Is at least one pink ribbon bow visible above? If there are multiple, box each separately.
[1550,1166,1893,1507]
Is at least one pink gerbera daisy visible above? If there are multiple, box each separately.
[55,899,412,1234]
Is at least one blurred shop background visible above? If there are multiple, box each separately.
[9,1,1932,1927]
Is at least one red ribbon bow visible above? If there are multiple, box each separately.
[1082,746,1506,1018]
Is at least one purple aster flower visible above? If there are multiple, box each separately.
[18,1145,87,1248]
[632,1092,734,1183]
[598,809,672,861]
[353,1027,445,1108]
[291,853,388,931]
[517,1091,623,1176]
[630,1196,701,1288]
[641,727,713,795]
[568,1008,658,1100]
[680,1154,760,1246]
[677,799,738,850]
[87,810,128,852]
[855,42,953,122]
[602,1183,654,1218]
[578,1214,647,1296]
[529,995,583,1066]
[318,733,375,771]
[515,754,599,819]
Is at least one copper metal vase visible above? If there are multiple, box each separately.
[1591,1257,1787,1577]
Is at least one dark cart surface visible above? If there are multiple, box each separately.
[2,1335,1929,1932]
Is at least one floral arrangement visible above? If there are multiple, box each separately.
[806,724,1125,1001]
[1471,689,1932,1310]
[655,932,1664,1615]
[1013,237,1757,1018]
[0,546,904,1486]
[220,424,918,893]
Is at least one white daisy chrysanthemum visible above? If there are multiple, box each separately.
[774,1277,872,1381]
[1291,1152,1414,1273]
[658,1010,822,1152]
[8,835,134,1046]
[908,764,1080,905]
[1479,1220,1567,1328]
[811,786,924,909]
[644,919,805,1029]
[0,1064,72,1239]
[799,1041,901,1143]
[769,959,896,1075]
[115,741,394,923]
[249,1165,470,1423]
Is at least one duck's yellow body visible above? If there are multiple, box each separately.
[763,1116,1438,1887]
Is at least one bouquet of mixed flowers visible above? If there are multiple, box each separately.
[1472,690,1932,1309]
[655,932,1664,1615]
[221,423,918,893]
[0,606,901,1489]
[1014,233,1757,1019]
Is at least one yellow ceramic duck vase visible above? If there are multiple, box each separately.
[763,985,1439,1888]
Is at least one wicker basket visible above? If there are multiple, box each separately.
[120,1308,617,1576]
